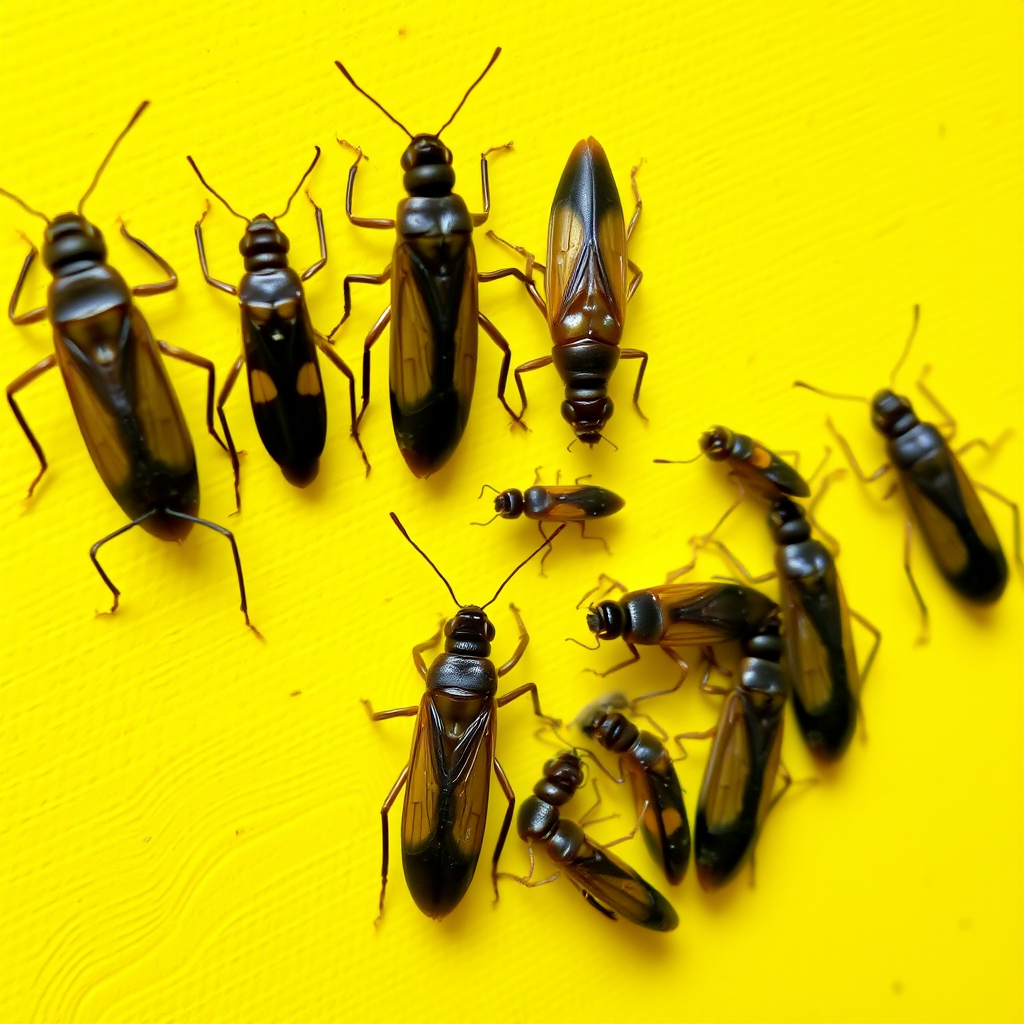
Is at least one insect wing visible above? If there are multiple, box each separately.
[546,139,626,338]
[738,438,810,498]
[654,582,777,646]
[563,833,678,931]
[401,692,494,918]
[627,743,690,885]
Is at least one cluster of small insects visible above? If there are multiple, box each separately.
[3,48,1020,931]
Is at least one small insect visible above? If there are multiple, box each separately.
[796,306,1021,625]
[683,610,789,890]
[583,578,778,694]
[186,146,367,506]
[330,48,523,477]
[3,102,257,633]
[506,749,678,930]
[489,137,648,447]
[364,513,565,920]
[474,468,624,573]
[575,694,690,885]
[658,429,880,761]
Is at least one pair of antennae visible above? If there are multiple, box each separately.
[186,146,322,224]
[1,99,151,226]
[335,47,501,140]
[795,304,922,403]
[390,511,563,610]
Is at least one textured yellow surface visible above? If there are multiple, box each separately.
[1,2,1022,1023]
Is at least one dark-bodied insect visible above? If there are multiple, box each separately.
[575,694,690,884]
[329,48,524,478]
[659,430,880,761]
[795,306,1021,622]
[364,512,565,920]
[489,137,648,446]
[582,578,778,695]
[507,749,677,930]
[683,609,789,890]
[186,147,367,506]
[474,468,624,573]
[3,102,257,634]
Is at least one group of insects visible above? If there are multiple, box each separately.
[3,48,1020,930]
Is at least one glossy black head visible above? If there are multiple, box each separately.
[401,135,456,196]
[699,425,736,461]
[534,751,585,806]
[870,388,918,438]
[240,215,290,271]
[444,605,495,657]
[562,396,613,445]
[768,497,811,545]
[587,600,625,640]
[493,488,524,519]
[41,213,107,273]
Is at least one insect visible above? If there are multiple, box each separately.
[330,48,523,477]
[506,749,678,930]
[474,468,624,573]
[186,146,367,507]
[575,694,690,884]
[2,101,257,634]
[682,609,789,890]
[489,137,648,446]
[582,578,778,696]
[658,429,880,761]
[795,306,1020,624]
[364,512,565,920]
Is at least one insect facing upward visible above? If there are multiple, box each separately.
[3,101,257,633]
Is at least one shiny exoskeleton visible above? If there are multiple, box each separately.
[331,49,521,477]
[515,750,678,930]
[576,695,690,884]
[188,148,366,504]
[3,102,256,632]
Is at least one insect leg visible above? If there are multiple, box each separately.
[192,207,237,296]
[477,310,525,426]
[157,341,228,451]
[670,477,749,580]
[490,757,517,900]
[412,620,446,680]
[7,355,56,497]
[807,468,846,556]
[536,522,552,576]
[479,240,548,316]
[165,510,262,638]
[585,642,641,679]
[300,192,328,281]
[327,268,390,340]
[577,521,611,555]
[512,355,554,422]
[973,481,1023,572]
[708,540,777,584]
[336,141,396,229]
[674,724,716,759]
[848,606,882,686]
[826,418,891,483]
[89,510,159,613]
[576,572,629,609]
[356,306,391,429]
[119,222,178,296]
[629,649,691,706]
[577,780,617,829]
[626,260,643,302]
[377,764,410,921]
[471,142,513,226]
[954,430,1013,460]
[619,349,649,421]
[497,844,560,889]
[626,161,643,241]
[362,700,419,721]
[915,365,956,440]
[8,245,46,324]
[496,680,559,727]
[902,518,929,644]
[315,334,371,475]
[603,799,650,848]
[216,354,245,513]
[496,603,529,676]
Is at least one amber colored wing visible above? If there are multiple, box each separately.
[391,243,437,414]
[738,439,811,498]
[700,691,751,831]
[452,241,479,414]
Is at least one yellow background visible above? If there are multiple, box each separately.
[1,2,1021,1022]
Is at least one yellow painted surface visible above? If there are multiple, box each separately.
[1,2,1021,1022]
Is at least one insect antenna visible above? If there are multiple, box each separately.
[78,101,150,216]
[436,48,501,137]
[565,635,601,651]
[481,523,566,609]
[793,380,870,404]
[889,304,921,388]
[335,61,413,138]
[654,454,703,464]
[0,188,50,224]
[185,157,250,223]
[274,146,322,220]
[470,513,501,527]
[390,512,461,607]
[477,483,501,498]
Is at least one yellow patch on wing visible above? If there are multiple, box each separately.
[247,302,273,324]
[295,362,321,396]
[250,369,278,404]
[703,693,750,830]
[750,444,774,470]
[275,299,298,320]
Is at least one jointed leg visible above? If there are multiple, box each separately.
[490,757,516,900]
[216,353,245,512]
[193,208,237,296]
[411,620,446,680]
[336,141,395,230]
[376,764,409,920]
[471,143,513,227]
[903,518,929,644]
[355,306,391,429]
[827,418,891,484]
[619,349,649,420]
[512,355,553,422]
[497,603,529,676]
[8,245,47,324]
[300,192,328,281]
[478,310,524,426]
[120,222,178,296]
[849,607,882,686]
[7,354,56,496]
[158,340,228,451]
[327,267,390,340]
[316,333,370,474]
[974,481,1023,572]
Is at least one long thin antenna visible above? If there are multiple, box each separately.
[482,523,565,609]
[793,381,870,404]
[185,156,250,223]
[78,101,150,216]
[889,304,921,388]
[0,188,50,224]
[274,146,322,220]
[436,48,501,137]
[390,512,460,607]
[335,61,413,138]
[654,455,702,464]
